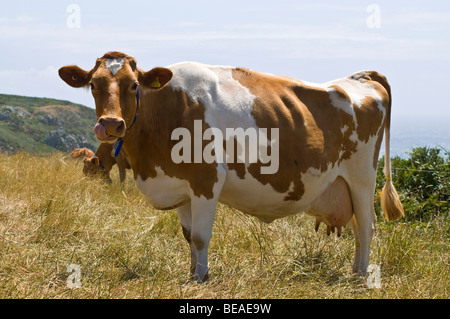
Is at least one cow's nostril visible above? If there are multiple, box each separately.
[97,117,126,138]
[116,121,125,134]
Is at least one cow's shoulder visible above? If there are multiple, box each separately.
[167,62,235,91]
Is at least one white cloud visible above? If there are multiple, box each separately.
[6,21,440,62]
[383,11,450,27]
[1,3,448,63]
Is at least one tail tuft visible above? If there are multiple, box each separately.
[381,179,404,221]
[371,71,405,221]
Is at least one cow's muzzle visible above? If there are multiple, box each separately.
[94,116,126,143]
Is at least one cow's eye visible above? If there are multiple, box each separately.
[90,83,95,91]
[131,82,138,91]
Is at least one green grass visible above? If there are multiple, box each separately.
[0,152,448,298]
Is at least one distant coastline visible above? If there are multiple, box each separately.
[381,114,450,158]
[1,94,449,158]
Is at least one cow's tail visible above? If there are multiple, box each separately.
[378,75,405,221]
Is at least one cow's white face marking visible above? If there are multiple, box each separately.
[105,58,124,76]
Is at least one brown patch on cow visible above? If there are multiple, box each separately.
[354,98,384,170]
[232,68,357,201]
[327,85,358,161]
[354,96,384,143]
[362,71,391,169]
[372,125,385,169]
[364,71,391,106]
[122,85,219,200]
[181,225,191,244]
[102,51,131,60]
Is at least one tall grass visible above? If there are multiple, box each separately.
[0,152,448,298]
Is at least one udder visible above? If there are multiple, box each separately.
[306,176,353,236]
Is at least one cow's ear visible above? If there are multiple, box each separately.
[140,67,173,90]
[59,65,91,88]
[91,156,99,166]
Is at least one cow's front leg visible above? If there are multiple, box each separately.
[176,199,215,282]
[189,196,219,282]
[187,166,225,282]
[175,202,196,277]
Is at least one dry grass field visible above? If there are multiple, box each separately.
[0,152,448,299]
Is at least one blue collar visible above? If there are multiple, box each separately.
[112,85,139,158]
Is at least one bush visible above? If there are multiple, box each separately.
[376,147,449,222]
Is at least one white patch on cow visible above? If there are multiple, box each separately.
[167,62,257,131]
[344,133,380,183]
[327,86,354,115]
[135,167,189,210]
[303,72,382,110]
[105,58,124,76]
[300,162,337,203]
[325,72,379,108]
[341,124,349,134]
[349,130,359,145]
[219,167,303,221]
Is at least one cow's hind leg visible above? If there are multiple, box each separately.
[348,182,376,275]
[350,215,361,273]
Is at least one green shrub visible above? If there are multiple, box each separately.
[376,147,449,222]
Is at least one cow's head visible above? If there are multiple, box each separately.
[82,156,112,183]
[59,52,173,143]
[82,156,103,176]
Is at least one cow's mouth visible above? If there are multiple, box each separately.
[94,121,120,143]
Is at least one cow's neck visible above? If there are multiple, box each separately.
[121,85,210,183]
[121,87,177,181]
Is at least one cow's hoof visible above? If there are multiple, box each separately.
[191,272,209,283]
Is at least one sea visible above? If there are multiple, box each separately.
[381,114,450,159]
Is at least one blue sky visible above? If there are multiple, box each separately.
[1,0,449,121]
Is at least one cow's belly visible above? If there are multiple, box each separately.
[219,166,338,223]
[134,162,342,222]
[135,167,189,210]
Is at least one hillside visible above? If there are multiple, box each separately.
[0,94,99,154]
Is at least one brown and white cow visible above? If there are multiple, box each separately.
[83,143,131,183]
[59,51,404,282]
[71,147,94,160]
